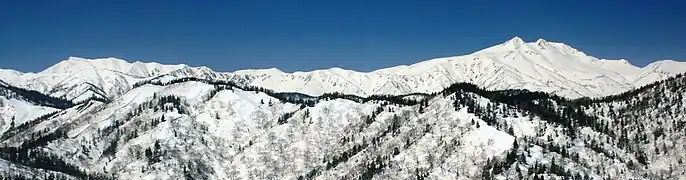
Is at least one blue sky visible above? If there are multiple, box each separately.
[1,0,684,73]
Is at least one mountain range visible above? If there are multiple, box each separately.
[0,37,685,179]
[2,37,684,104]
[233,37,685,98]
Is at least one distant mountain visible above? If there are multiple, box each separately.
[0,57,188,102]
[2,37,684,101]
[232,37,686,98]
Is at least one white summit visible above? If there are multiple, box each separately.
[0,57,188,102]
[232,37,686,98]
[2,37,685,99]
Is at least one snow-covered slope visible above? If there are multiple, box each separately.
[0,69,23,84]
[1,57,190,102]
[3,74,685,179]
[0,79,529,179]
[0,97,58,134]
[0,83,62,135]
[232,37,685,98]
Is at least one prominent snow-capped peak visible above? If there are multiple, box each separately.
[475,37,583,57]
[501,36,526,49]
[0,57,203,102]
[231,37,685,98]
[42,56,187,77]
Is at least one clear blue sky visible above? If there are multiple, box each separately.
[1,0,684,73]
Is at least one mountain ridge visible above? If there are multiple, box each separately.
[229,37,686,98]
[1,37,681,74]
[1,37,685,101]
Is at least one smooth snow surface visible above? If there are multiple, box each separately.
[0,97,57,134]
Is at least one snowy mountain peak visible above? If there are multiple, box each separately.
[326,67,358,74]
[227,38,685,98]
[42,57,186,77]
[616,59,630,65]
[235,67,284,76]
[535,38,547,43]
[42,57,125,74]
[265,67,284,73]
[0,57,194,102]
[643,60,686,72]
[535,38,551,48]
[502,36,526,48]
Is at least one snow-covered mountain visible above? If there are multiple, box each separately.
[232,37,686,98]
[1,37,685,179]
[0,57,190,102]
[2,37,684,101]
[1,72,685,179]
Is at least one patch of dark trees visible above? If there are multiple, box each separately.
[0,111,62,140]
[0,83,74,109]
[0,168,74,180]
[441,82,615,139]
